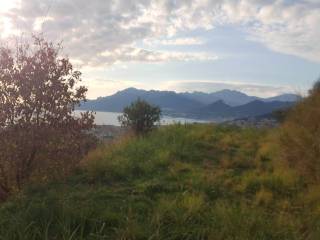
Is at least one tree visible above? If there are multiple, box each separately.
[118,98,161,135]
[0,36,96,200]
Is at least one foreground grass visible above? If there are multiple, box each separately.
[0,124,319,239]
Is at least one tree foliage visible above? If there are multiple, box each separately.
[0,37,96,200]
[118,98,161,135]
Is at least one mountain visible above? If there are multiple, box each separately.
[79,88,204,114]
[231,100,293,118]
[79,88,298,120]
[181,89,258,106]
[188,100,294,120]
[181,90,299,106]
[189,100,233,119]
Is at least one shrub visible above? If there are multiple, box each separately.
[118,98,161,135]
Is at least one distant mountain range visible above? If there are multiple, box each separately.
[79,88,299,121]
[189,100,293,120]
[181,89,298,106]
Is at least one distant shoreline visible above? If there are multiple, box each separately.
[75,110,212,126]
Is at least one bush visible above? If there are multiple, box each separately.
[118,98,161,135]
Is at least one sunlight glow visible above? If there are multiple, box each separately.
[0,0,18,13]
[0,0,19,38]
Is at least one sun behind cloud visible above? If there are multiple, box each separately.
[0,0,20,37]
[0,0,18,12]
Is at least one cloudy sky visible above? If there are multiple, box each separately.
[0,0,319,98]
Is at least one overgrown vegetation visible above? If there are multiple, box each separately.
[281,80,320,183]
[0,119,319,239]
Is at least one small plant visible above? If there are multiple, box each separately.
[118,98,161,135]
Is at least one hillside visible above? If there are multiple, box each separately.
[188,100,294,119]
[79,88,298,120]
[0,123,319,239]
[181,89,259,106]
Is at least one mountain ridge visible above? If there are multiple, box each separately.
[79,88,298,120]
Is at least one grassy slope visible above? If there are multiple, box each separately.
[0,124,319,239]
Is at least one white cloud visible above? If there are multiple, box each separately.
[98,46,217,64]
[155,37,205,46]
[230,1,320,62]
[221,0,320,62]
[0,0,220,66]
[81,78,143,99]
[33,16,54,31]
[0,0,319,66]
[160,80,299,98]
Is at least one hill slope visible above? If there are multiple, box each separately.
[0,124,318,239]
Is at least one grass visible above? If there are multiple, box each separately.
[0,123,319,239]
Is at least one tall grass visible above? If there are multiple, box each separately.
[281,86,320,182]
[0,123,319,239]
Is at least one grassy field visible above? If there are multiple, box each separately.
[0,123,319,239]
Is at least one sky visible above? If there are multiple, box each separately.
[0,0,319,99]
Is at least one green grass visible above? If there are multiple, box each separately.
[0,123,319,239]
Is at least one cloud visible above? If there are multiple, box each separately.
[221,0,320,62]
[145,37,206,46]
[160,80,299,98]
[81,78,143,99]
[99,46,216,64]
[0,0,319,67]
[1,0,220,66]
